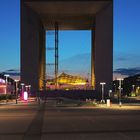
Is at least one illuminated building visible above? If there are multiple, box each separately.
[46,72,87,89]
[57,72,86,85]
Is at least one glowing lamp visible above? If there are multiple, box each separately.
[0,78,5,83]
[117,78,123,81]
[24,91,28,101]
[4,74,10,78]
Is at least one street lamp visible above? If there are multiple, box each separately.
[138,86,140,95]
[21,83,24,99]
[132,85,135,92]
[21,83,24,90]
[114,83,117,94]
[15,80,19,104]
[25,85,31,97]
[28,85,31,97]
[25,85,28,92]
[4,74,10,103]
[109,90,112,98]
[100,82,106,103]
[117,78,123,106]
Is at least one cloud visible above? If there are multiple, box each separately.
[6,69,18,72]
[114,51,140,70]
[46,53,91,78]
[115,56,128,61]
[114,67,140,76]
[1,69,20,76]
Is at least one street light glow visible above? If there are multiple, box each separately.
[100,82,106,85]
[4,74,10,77]
[15,79,19,82]
[132,85,135,89]
[21,83,24,86]
[117,78,123,81]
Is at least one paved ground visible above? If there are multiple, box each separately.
[0,99,140,140]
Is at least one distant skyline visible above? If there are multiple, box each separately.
[0,0,140,77]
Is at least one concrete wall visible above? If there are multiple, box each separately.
[94,3,113,95]
[20,1,46,92]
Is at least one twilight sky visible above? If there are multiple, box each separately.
[0,0,140,76]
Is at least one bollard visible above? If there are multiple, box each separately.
[107,99,111,107]
[119,101,122,107]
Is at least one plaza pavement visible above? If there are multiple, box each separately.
[0,98,140,140]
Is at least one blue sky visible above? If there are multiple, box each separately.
[46,30,91,63]
[114,0,140,69]
[0,0,140,75]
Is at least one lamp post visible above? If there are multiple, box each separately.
[21,83,24,91]
[117,78,123,106]
[28,85,31,97]
[114,83,116,94]
[21,83,24,99]
[4,74,10,103]
[15,80,19,104]
[109,90,112,98]
[132,85,135,92]
[100,82,106,103]
[25,85,28,92]
[138,86,140,95]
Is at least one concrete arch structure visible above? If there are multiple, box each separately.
[20,0,113,94]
